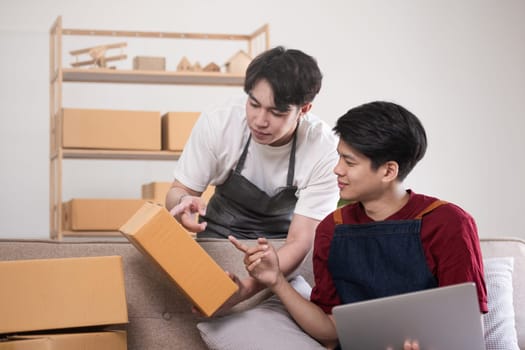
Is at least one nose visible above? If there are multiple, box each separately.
[333,157,345,175]
[253,109,269,128]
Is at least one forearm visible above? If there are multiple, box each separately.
[239,215,316,299]
[165,180,200,210]
[239,241,309,299]
[271,273,338,347]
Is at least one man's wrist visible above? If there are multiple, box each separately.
[178,194,189,205]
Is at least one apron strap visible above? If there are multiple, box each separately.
[414,199,448,219]
[333,208,343,225]
[235,134,252,173]
[333,199,448,224]
[236,125,299,186]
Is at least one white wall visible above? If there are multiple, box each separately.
[0,0,524,239]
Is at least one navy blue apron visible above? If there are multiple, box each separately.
[328,200,446,304]
[199,130,298,239]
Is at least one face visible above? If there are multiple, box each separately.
[246,79,306,146]
[334,140,388,203]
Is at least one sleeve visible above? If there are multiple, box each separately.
[425,205,488,313]
[173,110,217,193]
[293,139,339,221]
[309,215,342,314]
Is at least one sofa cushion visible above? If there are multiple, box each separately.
[197,276,325,350]
[483,257,519,350]
[480,238,525,349]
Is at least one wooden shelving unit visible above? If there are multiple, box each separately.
[49,16,269,239]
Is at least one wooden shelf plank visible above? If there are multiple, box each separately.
[62,68,245,86]
[62,148,181,160]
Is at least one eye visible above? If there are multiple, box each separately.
[271,110,287,117]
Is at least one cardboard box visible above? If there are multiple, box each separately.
[133,56,166,71]
[161,112,200,151]
[119,202,238,317]
[63,199,148,231]
[141,182,215,205]
[62,108,161,150]
[141,182,172,205]
[0,256,128,334]
[0,331,127,350]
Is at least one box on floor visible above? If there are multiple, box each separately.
[0,256,127,334]
[0,331,127,350]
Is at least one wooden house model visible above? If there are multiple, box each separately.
[203,62,221,72]
[224,50,252,75]
[176,56,192,71]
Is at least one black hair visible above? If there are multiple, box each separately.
[244,46,322,111]
[333,101,427,181]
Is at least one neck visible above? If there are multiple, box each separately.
[362,186,409,221]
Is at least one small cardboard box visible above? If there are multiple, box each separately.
[119,202,238,317]
[0,331,127,350]
[62,108,161,150]
[63,199,148,231]
[133,56,166,71]
[0,256,128,334]
[141,182,215,205]
[141,182,172,205]
[161,112,200,151]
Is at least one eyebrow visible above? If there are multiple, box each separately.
[247,92,290,113]
[247,92,261,105]
[338,150,357,162]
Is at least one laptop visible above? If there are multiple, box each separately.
[332,282,485,350]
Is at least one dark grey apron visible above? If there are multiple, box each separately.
[198,131,298,239]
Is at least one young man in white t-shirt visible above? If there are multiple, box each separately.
[166,46,339,308]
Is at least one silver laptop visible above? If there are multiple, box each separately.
[332,282,485,350]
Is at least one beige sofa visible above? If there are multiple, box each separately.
[0,237,523,349]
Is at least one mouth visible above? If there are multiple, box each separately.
[251,128,271,139]
[337,181,348,190]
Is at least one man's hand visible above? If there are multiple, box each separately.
[169,195,207,232]
[229,236,282,287]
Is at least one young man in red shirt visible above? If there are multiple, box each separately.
[231,101,487,349]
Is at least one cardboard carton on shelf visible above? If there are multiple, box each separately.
[119,202,238,317]
[0,331,127,350]
[161,112,200,151]
[141,182,172,205]
[63,198,148,231]
[141,181,215,205]
[62,108,161,151]
[0,256,128,334]
[133,56,166,71]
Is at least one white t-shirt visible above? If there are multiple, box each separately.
[174,95,339,221]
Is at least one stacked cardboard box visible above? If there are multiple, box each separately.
[0,331,127,350]
[161,112,200,151]
[0,256,128,349]
[133,56,166,71]
[62,108,161,151]
[119,202,237,317]
[141,181,215,205]
[63,199,148,231]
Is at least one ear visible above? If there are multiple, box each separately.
[299,103,312,115]
[382,161,399,182]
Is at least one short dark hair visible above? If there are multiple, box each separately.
[333,101,427,181]
[244,46,322,111]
